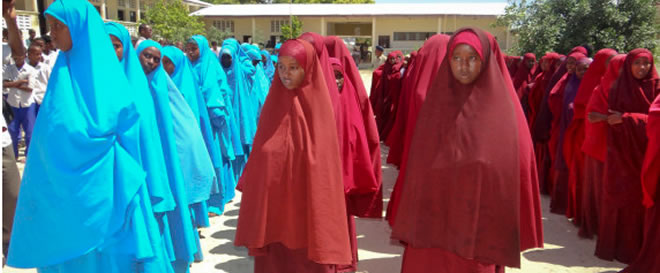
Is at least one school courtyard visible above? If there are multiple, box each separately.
[3,71,626,273]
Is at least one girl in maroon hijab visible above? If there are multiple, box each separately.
[547,52,587,214]
[623,77,660,273]
[234,39,351,272]
[512,53,537,97]
[324,36,384,219]
[582,54,627,237]
[370,51,404,140]
[384,34,451,227]
[594,48,658,264]
[562,48,617,235]
[392,28,542,273]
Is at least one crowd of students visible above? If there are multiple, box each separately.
[2,0,659,272]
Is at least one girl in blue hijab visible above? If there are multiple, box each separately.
[8,1,172,272]
[260,49,276,82]
[104,21,176,217]
[187,35,240,214]
[243,44,271,119]
[161,46,223,235]
[136,40,202,273]
[223,40,257,154]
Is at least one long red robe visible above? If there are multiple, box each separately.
[596,49,659,264]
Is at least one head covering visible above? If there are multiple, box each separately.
[448,30,483,60]
[299,32,340,117]
[370,50,404,140]
[234,39,351,265]
[241,43,271,119]
[136,39,202,268]
[512,53,537,95]
[643,93,660,207]
[582,54,627,161]
[606,49,659,207]
[324,35,383,218]
[161,45,224,204]
[376,45,384,51]
[384,34,450,227]
[527,52,561,130]
[103,22,177,213]
[392,28,531,267]
[223,39,258,147]
[270,54,278,63]
[572,49,617,121]
[260,49,275,82]
[570,46,588,56]
[8,0,166,269]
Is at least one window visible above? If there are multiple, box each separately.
[270,19,289,34]
[140,12,145,20]
[117,10,125,21]
[213,20,234,33]
[393,32,436,41]
[118,0,126,7]
[377,35,390,48]
[129,0,136,9]
[2,15,33,31]
[129,11,137,22]
[243,35,252,43]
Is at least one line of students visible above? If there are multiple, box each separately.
[4,0,271,272]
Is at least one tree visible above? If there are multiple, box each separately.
[205,26,235,44]
[281,15,303,41]
[141,0,206,43]
[494,0,659,57]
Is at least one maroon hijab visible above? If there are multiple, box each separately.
[606,48,659,207]
[384,34,451,226]
[299,32,341,122]
[392,28,530,268]
[324,36,383,218]
[513,53,537,95]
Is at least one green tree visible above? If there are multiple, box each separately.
[205,26,234,44]
[141,0,206,43]
[495,0,659,56]
[281,15,303,40]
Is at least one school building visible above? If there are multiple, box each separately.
[191,3,511,56]
[4,0,211,39]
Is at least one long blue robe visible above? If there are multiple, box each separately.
[7,1,172,272]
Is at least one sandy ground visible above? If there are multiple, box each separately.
[3,70,626,273]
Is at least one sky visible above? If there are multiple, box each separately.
[376,0,507,3]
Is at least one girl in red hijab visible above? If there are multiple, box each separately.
[562,48,617,237]
[582,53,627,237]
[370,51,404,140]
[595,48,659,264]
[234,39,351,272]
[324,36,384,219]
[392,27,542,273]
[512,53,537,97]
[547,52,587,214]
[384,34,451,227]
[622,77,660,273]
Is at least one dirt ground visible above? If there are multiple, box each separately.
[3,70,626,273]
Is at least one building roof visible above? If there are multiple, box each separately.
[190,3,507,17]
[183,0,213,8]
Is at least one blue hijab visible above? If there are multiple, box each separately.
[242,44,271,119]
[159,46,217,204]
[8,1,169,271]
[136,40,199,270]
[260,49,275,82]
[222,39,257,148]
[189,35,242,161]
[104,22,175,214]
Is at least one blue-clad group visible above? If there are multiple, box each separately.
[5,1,276,272]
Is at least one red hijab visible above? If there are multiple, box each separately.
[371,51,404,139]
[643,94,660,207]
[329,57,379,199]
[606,48,659,207]
[324,36,383,218]
[527,52,561,130]
[384,34,450,226]
[234,39,351,265]
[392,28,533,267]
[299,32,341,121]
[513,53,537,96]
[582,54,627,161]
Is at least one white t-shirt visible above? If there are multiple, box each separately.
[3,63,39,108]
[2,42,12,65]
[44,50,59,70]
[212,47,220,58]
[30,62,51,104]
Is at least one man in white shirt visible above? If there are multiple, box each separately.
[135,23,152,49]
[41,35,59,69]
[372,45,387,68]
[2,52,38,159]
[23,28,36,48]
[26,44,50,115]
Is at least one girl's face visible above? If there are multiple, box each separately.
[185,42,200,63]
[576,62,589,79]
[47,15,72,52]
[565,57,577,73]
[139,47,161,74]
[541,59,551,72]
[450,44,482,85]
[333,68,344,93]
[277,56,305,90]
[162,56,175,75]
[109,35,123,61]
[631,56,651,80]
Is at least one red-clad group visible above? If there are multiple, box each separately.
[372,27,658,271]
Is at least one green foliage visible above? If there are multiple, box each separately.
[141,0,206,43]
[281,15,303,41]
[495,0,660,56]
[205,26,234,44]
